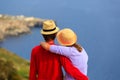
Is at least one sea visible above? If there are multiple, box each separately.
[0,0,120,80]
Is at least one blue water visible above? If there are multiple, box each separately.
[0,0,120,80]
[0,28,43,59]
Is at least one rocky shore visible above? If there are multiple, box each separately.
[0,14,45,41]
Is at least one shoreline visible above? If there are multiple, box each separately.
[0,14,45,41]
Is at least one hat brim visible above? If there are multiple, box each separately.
[56,30,77,46]
[40,27,59,35]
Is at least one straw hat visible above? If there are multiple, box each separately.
[40,20,59,35]
[56,28,77,46]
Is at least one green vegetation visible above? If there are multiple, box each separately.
[0,48,30,80]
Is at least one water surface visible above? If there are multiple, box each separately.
[0,0,120,80]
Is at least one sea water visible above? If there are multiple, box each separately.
[0,0,120,80]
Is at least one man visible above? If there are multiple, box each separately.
[29,20,88,80]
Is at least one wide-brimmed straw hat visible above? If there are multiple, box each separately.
[56,28,77,46]
[40,20,59,35]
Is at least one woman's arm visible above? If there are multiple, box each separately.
[40,42,73,57]
[40,42,50,50]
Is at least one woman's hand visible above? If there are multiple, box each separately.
[40,42,50,50]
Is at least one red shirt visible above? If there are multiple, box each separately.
[29,45,88,80]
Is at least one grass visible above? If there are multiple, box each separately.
[0,48,30,80]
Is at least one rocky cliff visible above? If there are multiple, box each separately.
[0,14,45,41]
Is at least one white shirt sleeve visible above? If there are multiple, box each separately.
[50,45,75,57]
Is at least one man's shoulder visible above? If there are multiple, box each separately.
[32,45,42,51]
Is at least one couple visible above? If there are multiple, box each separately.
[29,20,89,80]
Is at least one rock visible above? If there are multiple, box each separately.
[0,14,45,41]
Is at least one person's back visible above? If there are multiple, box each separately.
[49,45,88,80]
[30,44,63,80]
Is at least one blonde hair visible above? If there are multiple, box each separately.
[72,43,82,52]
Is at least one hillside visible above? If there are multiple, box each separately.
[0,48,30,80]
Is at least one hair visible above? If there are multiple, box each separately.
[72,43,82,52]
[42,33,57,42]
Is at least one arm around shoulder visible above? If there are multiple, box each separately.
[40,42,50,50]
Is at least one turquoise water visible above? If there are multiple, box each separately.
[0,0,120,80]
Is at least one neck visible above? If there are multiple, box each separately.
[46,40,54,44]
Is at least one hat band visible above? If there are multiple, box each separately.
[43,27,56,32]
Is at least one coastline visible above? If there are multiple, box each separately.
[0,14,45,41]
